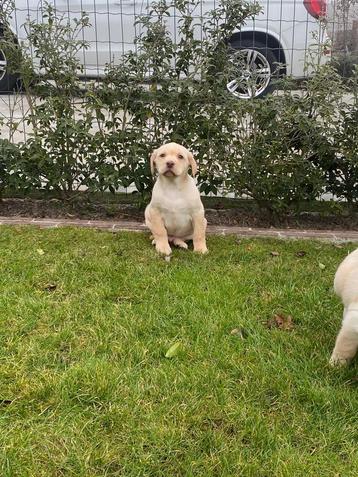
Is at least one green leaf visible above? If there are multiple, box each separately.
[165,342,181,358]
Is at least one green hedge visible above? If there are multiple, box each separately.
[0,0,357,214]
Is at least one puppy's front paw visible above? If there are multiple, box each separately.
[156,242,172,256]
[329,353,351,367]
[194,244,208,254]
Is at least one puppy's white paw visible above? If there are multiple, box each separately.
[194,245,208,254]
[156,242,172,256]
[173,238,188,249]
[329,353,350,367]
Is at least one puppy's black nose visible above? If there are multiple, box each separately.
[166,161,174,168]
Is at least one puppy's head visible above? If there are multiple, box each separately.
[150,143,197,178]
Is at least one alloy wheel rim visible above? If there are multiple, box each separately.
[0,49,7,81]
[227,48,271,99]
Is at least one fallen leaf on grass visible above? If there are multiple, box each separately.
[115,295,133,303]
[165,342,181,358]
[296,251,307,257]
[230,328,248,339]
[266,313,294,331]
[0,399,13,406]
[36,248,45,256]
[44,283,57,292]
[270,251,280,257]
[318,263,326,270]
[261,290,273,303]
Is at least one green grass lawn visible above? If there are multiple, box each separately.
[0,226,357,477]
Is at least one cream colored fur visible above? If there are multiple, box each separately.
[330,248,358,366]
[145,142,208,256]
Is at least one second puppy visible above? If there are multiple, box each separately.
[330,248,358,366]
[145,142,208,256]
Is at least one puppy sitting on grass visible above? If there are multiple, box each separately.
[145,142,208,257]
[330,248,358,366]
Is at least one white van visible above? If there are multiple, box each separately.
[1,0,330,98]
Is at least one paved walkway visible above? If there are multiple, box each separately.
[1,216,358,242]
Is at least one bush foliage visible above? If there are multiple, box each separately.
[0,0,357,212]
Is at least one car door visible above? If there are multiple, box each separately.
[12,0,145,76]
[54,0,144,75]
[59,0,147,75]
[44,0,126,76]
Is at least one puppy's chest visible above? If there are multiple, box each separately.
[159,196,192,214]
[157,197,194,233]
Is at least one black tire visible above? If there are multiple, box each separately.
[0,47,19,93]
[227,39,281,99]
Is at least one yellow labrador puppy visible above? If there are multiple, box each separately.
[145,142,208,256]
[330,248,358,366]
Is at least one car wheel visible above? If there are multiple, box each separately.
[0,47,19,93]
[226,40,280,99]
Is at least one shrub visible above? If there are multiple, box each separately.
[324,67,358,204]
[224,61,349,215]
[0,0,357,215]
[225,96,327,216]
[93,0,262,196]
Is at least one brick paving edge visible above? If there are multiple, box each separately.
[0,216,357,242]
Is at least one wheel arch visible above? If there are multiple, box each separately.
[228,30,287,76]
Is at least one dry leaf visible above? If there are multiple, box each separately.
[270,251,280,257]
[0,399,13,406]
[266,313,294,331]
[36,248,45,256]
[296,251,307,257]
[261,290,273,303]
[230,328,248,339]
[44,283,57,292]
[318,263,326,270]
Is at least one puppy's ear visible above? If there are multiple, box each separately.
[150,149,157,175]
[188,151,197,177]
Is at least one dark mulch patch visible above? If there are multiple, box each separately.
[0,197,357,230]
[0,197,143,222]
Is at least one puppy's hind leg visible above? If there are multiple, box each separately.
[330,309,358,366]
[172,238,188,250]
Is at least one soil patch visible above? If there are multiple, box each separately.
[0,197,357,230]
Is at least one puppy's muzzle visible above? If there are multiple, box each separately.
[164,161,176,176]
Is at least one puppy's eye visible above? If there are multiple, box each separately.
[159,153,166,158]
[178,154,184,159]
